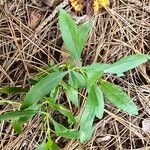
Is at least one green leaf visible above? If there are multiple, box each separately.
[10,105,39,133]
[0,110,37,121]
[92,85,104,118]
[84,63,110,71]
[52,119,68,133]
[12,119,23,134]
[104,54,149,74]
[63,83,79,107]
[36,138,59,150]
[19,104,39,123]
[58,130,79,139]
[52,119,79,139]
[81,85,104,122]
[78,21,91,53]
[86,70,103,86]
[21,72,67,109]
[46,98,75,123]
[147,55,150,59]
[79,85,104,142]
[0,86,28,94]
[32,65,60,83]
[59,9,83,66]
[79,126,95,143]
[69,71,87,88]
[100,80,138,115]
[50,86,60,101]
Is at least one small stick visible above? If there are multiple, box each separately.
[35,0,69,34]
[124,0,150,13]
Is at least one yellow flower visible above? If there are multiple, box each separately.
[70,0,110,13]
[99,0,110,7]
[70,0,83,12]
[93,0,100,12]
[93,0,109,13]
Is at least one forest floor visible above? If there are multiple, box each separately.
[0,0,150,149]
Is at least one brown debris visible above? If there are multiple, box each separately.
[28,9,45,30]
[43,0,63,7]
[124,0,150,13]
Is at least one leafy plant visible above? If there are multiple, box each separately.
[0,9,149,148]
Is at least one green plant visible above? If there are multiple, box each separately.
[0,9,150,148]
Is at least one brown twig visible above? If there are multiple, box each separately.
[35,0,69,34]
[124,0,150,13]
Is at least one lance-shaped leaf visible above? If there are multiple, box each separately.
[0,110,37,121]
[83,63,110,86]
[100,80,138,115]
[10,104,39,133]
[79,85,104,142]
[79,107,95,143]
[83,63,110,71]
[79,126,95,143]
[104,54,149,74]
[78,21,91,53]
[52,119,79,139]
[80,85,104,122]
[91,85,104,119]
[63,83,79,107]
[50,86,60,102]
[36,138,59,150]
[12,119,23,134]
[86,70,103,86]
[69,71,87,88]
[21,72,67,109]
[46,98,76,123]
[59,9,83,66]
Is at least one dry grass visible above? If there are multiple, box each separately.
[0,0,150,149]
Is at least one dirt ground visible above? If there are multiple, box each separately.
[0,0,150,149]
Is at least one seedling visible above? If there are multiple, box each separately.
[0,9,149,149]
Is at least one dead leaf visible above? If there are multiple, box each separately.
[43,0,63,7]
[142,118,150,133]
[28,9,44,30]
